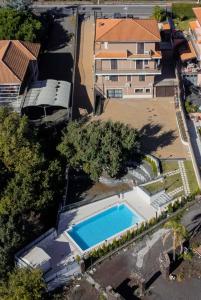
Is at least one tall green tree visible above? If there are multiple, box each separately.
[164,219,188,261]
[6,0,33,11]
[0,108,63,277]
[0,8,42,41]
[58,120,140,181]
[0,268,45,300]
[152,6,166,22]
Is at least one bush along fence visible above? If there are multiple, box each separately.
[82,192,200,269]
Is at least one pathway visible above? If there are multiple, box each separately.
[178,160,190,196]
[163,169,180,177]
[168,186,184,198]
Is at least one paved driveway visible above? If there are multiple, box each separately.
[94,98,189,159]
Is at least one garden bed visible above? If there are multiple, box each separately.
[184,160,199,193]
[144,173,183,194]
[161,160,179,173]
[176,111,188,144]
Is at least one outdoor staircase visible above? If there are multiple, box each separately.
[151,192,172,210]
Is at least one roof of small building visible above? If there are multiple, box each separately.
[179,41,196,61]
[162,23,171,30]
[95,18,161,42]
[0,40,40,84]
[23,79,71,109]
[23,246,51,269]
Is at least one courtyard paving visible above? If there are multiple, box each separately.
[94,98,189,159]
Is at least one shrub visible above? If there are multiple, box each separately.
[185,100,199,113]
[183,251,193,261]
[144,156,158,176]
[177,272,184,282]
[152,6,166,22]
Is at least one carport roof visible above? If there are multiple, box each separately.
[23,79,71,109]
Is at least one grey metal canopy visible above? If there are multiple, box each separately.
[23,79,71,109]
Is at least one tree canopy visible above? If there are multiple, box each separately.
[164,219,188,261]
[58,120,140,181]
[152,6,166,22]
[6,0,33,11]
[0,7,42,42]
[0,108,63,278]
[0,268,45,300]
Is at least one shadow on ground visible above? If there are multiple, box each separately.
[139,123,177,155]
[39,52,73,81]
[115,279,140,300]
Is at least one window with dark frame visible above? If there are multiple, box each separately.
[107,89,122,98]
[110,75,118,81]
[111,59,117,69]
[139,75,145,81]
[135,88,143,93]
[137,43,144,54]
[127,75,132,82]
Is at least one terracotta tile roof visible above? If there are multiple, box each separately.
[95,50,162,59]
[95,51,128,58]
[96,19,161,42]
[179,41,196,61]
[189,20,199,31]
[20,41,40,58]
[193,7,201,25]
[151,50,162,58]
[0,40,40,84]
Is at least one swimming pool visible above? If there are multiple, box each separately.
[66,204,142,252]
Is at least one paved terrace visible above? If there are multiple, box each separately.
[94,98,189,159]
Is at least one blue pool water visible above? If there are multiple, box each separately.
[67,204,142,251]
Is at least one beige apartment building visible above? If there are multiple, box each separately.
[94,18,162,99]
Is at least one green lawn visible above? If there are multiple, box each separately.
[144,180,164,194]
[184,160,199,193]
[165,173,183,193]
[161,161,179,173]
[144,173,183,195]
[143,160,198,197]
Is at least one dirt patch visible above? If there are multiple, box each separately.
[94,98,189,159]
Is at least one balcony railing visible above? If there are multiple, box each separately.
[95,66,161,75]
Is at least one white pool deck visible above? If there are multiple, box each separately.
[58,188,157,234]
[16,187,164,281]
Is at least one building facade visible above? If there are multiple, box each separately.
[94,18,162,99]
[179,7,201,87]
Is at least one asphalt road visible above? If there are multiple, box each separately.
[33,4,171,18]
